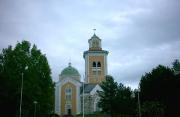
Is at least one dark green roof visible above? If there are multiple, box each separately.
[91,34,100,39]
[61,63,80,77]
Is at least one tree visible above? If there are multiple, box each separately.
[98,75,118,117]
[172,59,180,74]
[115,83,136,116]
[140,64,180,117]
[141,101,164,117]
[98,75,136,117]
[0,41,54,117]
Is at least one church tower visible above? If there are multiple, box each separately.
[83,31,108,84]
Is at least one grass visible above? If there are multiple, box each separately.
[75,113,109,117]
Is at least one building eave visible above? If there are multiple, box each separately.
[83,50,109,58]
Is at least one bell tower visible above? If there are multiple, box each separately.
[83,30,108,84]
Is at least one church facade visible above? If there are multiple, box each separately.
[55,33,109,116]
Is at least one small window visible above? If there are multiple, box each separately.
[66,95,72,101]
[65,88,72,102]
[92,62,96,67]
[97,62,101,67]
[65,88,72,94]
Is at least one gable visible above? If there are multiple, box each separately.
[80,84,96,94]
[90,84,102,95]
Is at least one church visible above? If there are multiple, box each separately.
[55,33,109,116]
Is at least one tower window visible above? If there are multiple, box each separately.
[97,62,101,67]
[92,62,96,67]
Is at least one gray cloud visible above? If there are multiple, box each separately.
[0,0,180,89]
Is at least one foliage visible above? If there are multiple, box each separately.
[141,101,164,117]
[98,75,118,117]
[172,59,180,74]
[140,64,180,117]
[114,83,136,116]
[49,113,60,117]
[98,75,135,117]
[0,41,54,117]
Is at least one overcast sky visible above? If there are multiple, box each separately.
[0,0,180,89]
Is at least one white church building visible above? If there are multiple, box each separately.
[55,33,109,116]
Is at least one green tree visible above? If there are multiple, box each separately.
[0,41,54,117]
[172,59,180,74]
[98,75,136,117]
[141,101,164,117]
[115,83,136,117]
[140,65,180,117]
[98,75,118,117]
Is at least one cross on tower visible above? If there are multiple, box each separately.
[93,29,96,34]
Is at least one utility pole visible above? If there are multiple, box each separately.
[83,75,85,117]
[19,72,24,117]
[137,87,141,117]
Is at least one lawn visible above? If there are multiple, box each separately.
[75,113,109,117]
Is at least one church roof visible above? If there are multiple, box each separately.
[88,34,101,43]
[60,63,80,77]
[80,84,96,94]
[92,33,100,39]
[83,50,109,58]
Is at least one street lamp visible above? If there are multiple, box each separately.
[19,66,28,117]
[82,75,85,117]
[33,101,38,117]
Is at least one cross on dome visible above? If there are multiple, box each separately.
[68,62,71,67]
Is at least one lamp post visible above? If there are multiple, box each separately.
[82,75,85,117]
[19,66,28,117]
[137,87,141,117]
[33,101,38,117]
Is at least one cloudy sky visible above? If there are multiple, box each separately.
[0,0,180,89]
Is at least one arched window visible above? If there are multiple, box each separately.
[97,62,101,67]
[92,62,96,67]
[65,88,72,102]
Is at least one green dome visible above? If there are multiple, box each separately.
[60,63,80,77]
